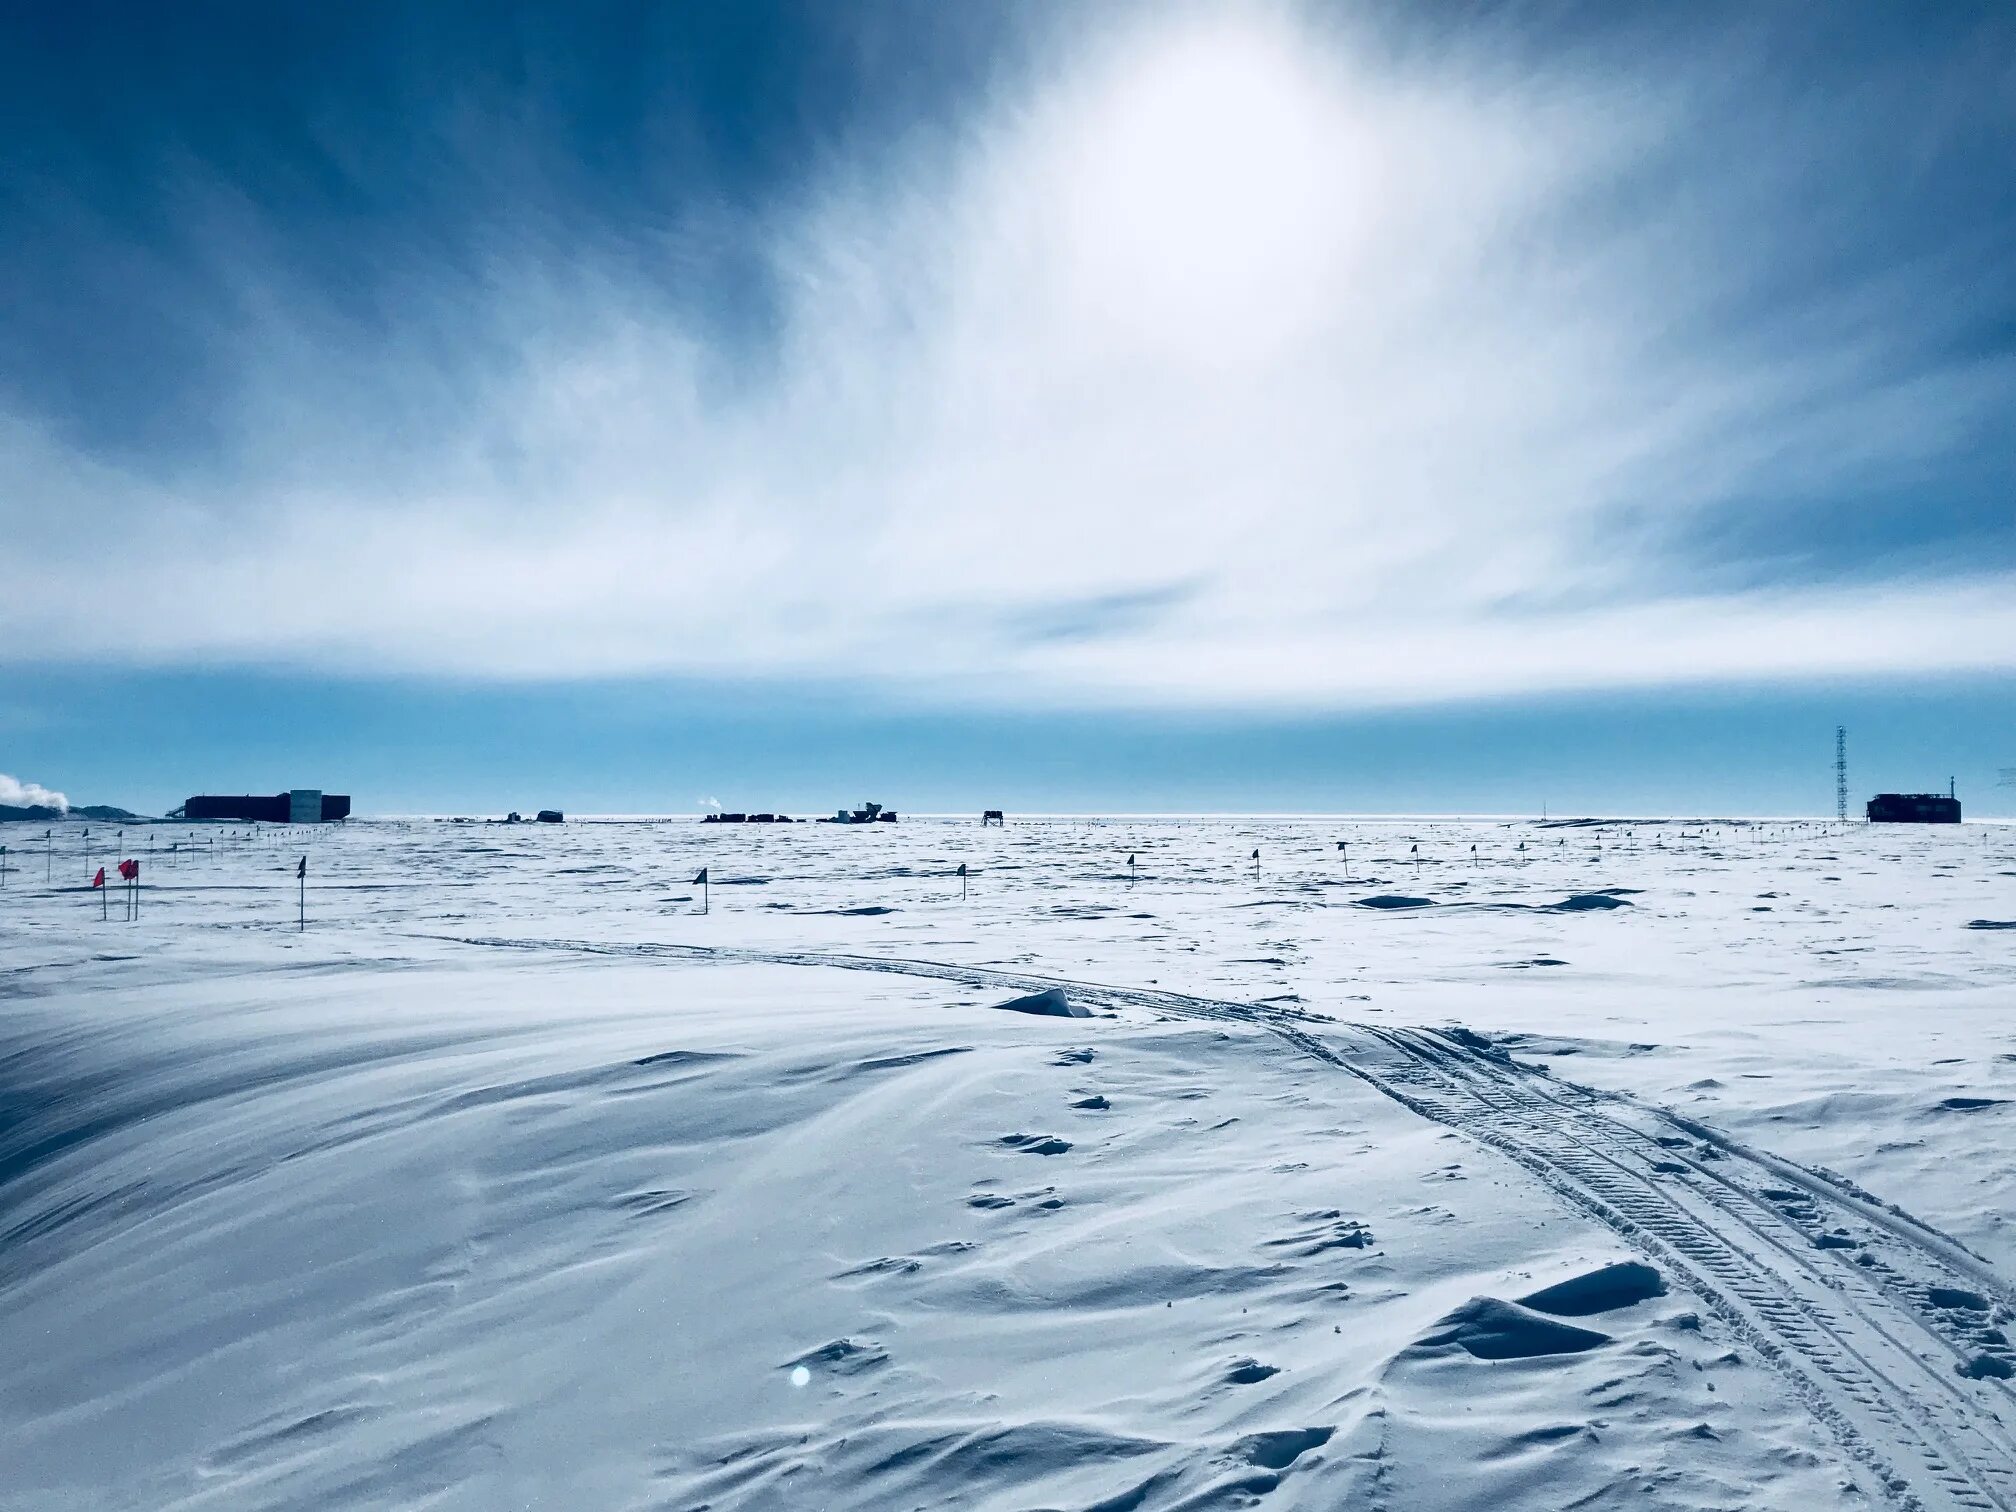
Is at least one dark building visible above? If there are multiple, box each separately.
[1866,792,1961,824]
[183,790,352,823]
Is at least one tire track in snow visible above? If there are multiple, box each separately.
[428,933,2016,1512]
[1343,1025,2016,1512]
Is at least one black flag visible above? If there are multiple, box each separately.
[693,867,709,885]
[297,856,307,879]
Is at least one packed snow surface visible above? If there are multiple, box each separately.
[2,815,2013,1509]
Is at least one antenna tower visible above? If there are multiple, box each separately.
[1835,725,1848,823]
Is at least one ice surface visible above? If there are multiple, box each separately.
[2,815,2012,1509]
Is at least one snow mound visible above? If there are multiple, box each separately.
[1517,1261,1666,1317]
[992,987,1092,1019]
[1550,893,1633,911]
[1412,1297,1612,1360]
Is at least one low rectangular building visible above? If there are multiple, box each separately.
[1866,793,1961,824]
[184,792,352,823]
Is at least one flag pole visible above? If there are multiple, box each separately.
[298,855,306,932]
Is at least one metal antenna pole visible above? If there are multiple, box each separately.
[1835,725,1848,825]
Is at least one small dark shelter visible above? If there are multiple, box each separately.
[1866,793,1961,824]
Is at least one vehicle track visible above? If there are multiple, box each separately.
[433,932,2016,1511]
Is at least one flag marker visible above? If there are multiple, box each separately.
[694,866,710,914]
[957,861,968,900]
[92,865,107,920]
[297,854,307,932]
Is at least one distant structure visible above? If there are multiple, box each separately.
[1867,790,1961,824]
[700,812,793,824]
[981,810,1005,826]
[182,790,350,823]
[536,810,564,823]
[1835,726,1848,823]
[820,801,897,824]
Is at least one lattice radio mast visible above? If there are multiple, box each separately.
[1835,725,1848,823]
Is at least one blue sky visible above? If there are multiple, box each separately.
[3,2,2012,815]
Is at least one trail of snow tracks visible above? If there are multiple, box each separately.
[435,933,2016,1512]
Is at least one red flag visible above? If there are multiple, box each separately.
[91,867,105,888]
[118,859,138,881]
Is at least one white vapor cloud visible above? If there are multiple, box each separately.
[0,773,68,811]
[4,4,2014,712]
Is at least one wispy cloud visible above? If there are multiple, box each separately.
[4,4,2012,712]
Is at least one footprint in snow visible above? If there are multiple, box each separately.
[783,1338,888,1377]
[1265,1216,1375,1257]
[997,1132,1073,1155]
[1222,1357,1281,1385]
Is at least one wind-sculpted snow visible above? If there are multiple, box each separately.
[1,815,2013,1509]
